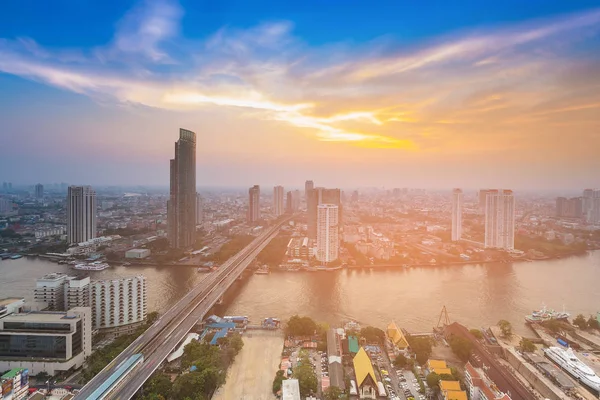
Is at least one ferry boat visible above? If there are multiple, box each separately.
[10,254,23,259]
[254,265,270,275]
[73,261,110,271]
[544,346,600,393]
[525,304,570,323]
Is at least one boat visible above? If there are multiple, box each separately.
[544,346,600,392]
[525,304,570,323]
[123,262,131,266]
[10,254,23,259]
[73,261,110,271]
[255,265,270,275]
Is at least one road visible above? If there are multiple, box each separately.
[75,219,290,400]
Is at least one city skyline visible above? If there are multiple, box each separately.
[1,1,600,189]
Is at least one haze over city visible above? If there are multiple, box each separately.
[2,1,600,188]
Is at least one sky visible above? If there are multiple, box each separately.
[1,0,600,190]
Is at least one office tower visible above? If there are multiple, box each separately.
[316,204,339,263]
[35,183,44,198]
[484,189,515,250]
[248,185,260,223]
[451,188,463,241]
[273,185,284,217]
[305,180,314,202]
[478,189,490,215]
[167,128,197,249]
[196,193,203,224]
[286,190,301,213]
[0,307,91,375]
[307,187,342,239]
[66,185,97,244]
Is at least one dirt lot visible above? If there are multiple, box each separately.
[212,330,284,400]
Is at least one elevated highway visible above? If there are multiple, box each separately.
[75,218,289,399]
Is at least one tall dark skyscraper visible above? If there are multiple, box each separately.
[167,129,197,249]
[307,187,342,239]
[305,180,314,202]
[35,183,44,198]
[248,185,260,223]
[67,185,97,244]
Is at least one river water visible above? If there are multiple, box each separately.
[1,251,599,335]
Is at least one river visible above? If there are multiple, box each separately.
[1,251,599,335]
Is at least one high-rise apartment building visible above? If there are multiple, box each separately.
[556,197,583,218]
[484,190,515,250]
[33,273,146,332]
[582,189,600,224]
[248,185,260,223]
[273,186,284,217]
[35,183,44,199]
[307,187,342,239]
[286,190,301,213]
[67,186,97,244]
[305,180,314,202]
[167,129,197,249]
[316,204,339,263]
[451,188,463,241]
[478,189,490,215]
[0,198,13,216]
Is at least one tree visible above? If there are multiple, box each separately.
[394,354,407,368]
[519,338,536,353]
[448,335,472,362]
[587,315,600,330]
[426,372,441,389]
[469,329,483,339]
[360,326,386,344]
[439,373,457,381]
[323,386,343,400]
[286,315,318,336]
[272,370,286,394]
[497,320,512,338]
[143,373,172,399]
[407,336,432,365]
[294,351,318,397]
[573,314,587,329]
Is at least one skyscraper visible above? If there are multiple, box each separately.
[484,189,515,250]
[478,189,490,215]
[286,190,301,213]
[35,183,44,199]
[167,129,197,249]
[556,197,583,218]
[451,188,463,241]
[307,187,342,239]
[248,185,260,223]
[305,180,314,202]
[67,185,97,244]
[273,185,284,217]
[316,204,339,263]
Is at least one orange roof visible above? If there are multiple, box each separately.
[439,381,461,392]
[387,321,409,348]
[445,391,468,400]
[353,347,377,388]
[428,359,447,369]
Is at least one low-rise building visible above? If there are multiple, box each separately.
[0,368,29,400]
[353,347,377,399]
[125,249,151,259]
[282,378,301,400]
[0,308,92,375]
[465,362,511,400]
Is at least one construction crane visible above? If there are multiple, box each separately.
[436,305,451,330]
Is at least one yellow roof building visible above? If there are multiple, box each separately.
[427,359,447,370]
[387,321,409,349]
[353,347,377,388]
[439,381,462,392]
[444,391,468,400]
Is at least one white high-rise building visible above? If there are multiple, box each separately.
[33,273,146,332]
[67,185,97,244]
[91,276,147,331]
[484,190,515,250]
[451,188,463,241]
[273,186,284,217]
[583,189,600,224]
[316,204,339,263]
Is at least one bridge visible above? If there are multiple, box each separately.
[74,217,290,399]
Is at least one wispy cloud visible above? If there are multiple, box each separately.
[1,1,599,152]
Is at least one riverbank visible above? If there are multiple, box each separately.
[212,330,283,400]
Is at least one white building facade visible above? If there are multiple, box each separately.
[451,188,463,241]
[316,204,339,263]
[484,189,515,250]
[90,276,147,331]
[67,185,97,244]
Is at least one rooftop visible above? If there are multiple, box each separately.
[353,347,377,388]
[0,298,24,307]
[282,378,301,400]
[1,310,82,323]
[1,368,24,379]
[37,272,70,282]
[440,381,462,392]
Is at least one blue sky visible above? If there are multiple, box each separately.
[1,1,600,188]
